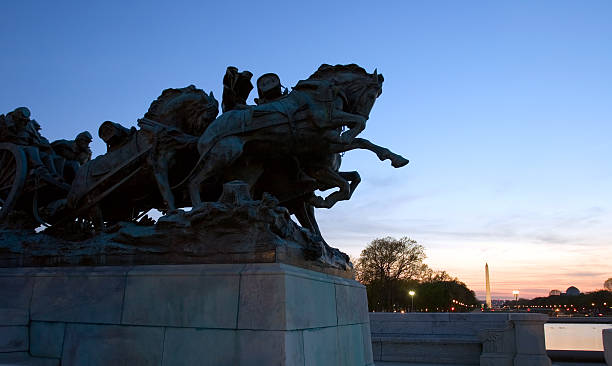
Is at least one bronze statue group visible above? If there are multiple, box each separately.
[0,64,408,241]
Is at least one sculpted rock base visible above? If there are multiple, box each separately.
[0,181,352,277]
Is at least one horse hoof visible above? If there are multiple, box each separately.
[392,157,410,168]
[190,203,205,212]
[309,196,326,208]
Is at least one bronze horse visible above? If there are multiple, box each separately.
[186,64,408,235]
[66,85,219,223]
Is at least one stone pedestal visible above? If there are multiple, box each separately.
[0,263,373,366]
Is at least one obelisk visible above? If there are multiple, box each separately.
[485,262,492,309]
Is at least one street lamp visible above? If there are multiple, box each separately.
[512,290,520,309]
[409,290,415,312]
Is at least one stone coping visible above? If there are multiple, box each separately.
[370,312,549,321]
[371,335,481,343]
[548,317,612,324]
[0,263,360,284]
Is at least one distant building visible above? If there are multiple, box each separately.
[491,299,506,307]
[564,286,580,296]
[549,289,561,296]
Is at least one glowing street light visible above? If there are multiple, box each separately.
[512,290,520,309]
[409,290,415,312]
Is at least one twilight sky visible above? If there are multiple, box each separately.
[1,1,610,299]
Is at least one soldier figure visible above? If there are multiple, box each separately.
[51,131,93,183]
[221,66,253,112]
[254,73,287,105]
[98,121,135,153]
[221,67,288,112]
[0,107,62,181]
[0,107,31,145]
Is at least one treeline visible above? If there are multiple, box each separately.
[354,237,479,312]
[514,290,611,314]
[517,290,611,307]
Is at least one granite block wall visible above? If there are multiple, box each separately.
[0,263,373,366]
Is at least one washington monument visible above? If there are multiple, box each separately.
[485,263,492,309]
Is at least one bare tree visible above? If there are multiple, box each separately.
[355,237,426,311]
[356,236,426,284]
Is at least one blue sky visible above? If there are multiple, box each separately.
[1,1,611,298]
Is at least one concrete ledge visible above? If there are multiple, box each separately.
[379,338,481,364]
[370,312,551,366]
[548,317,612,324]
[372,335,481,344]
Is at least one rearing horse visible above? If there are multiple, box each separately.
[187,64,408,211]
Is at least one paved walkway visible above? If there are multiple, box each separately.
[374,362,607,366]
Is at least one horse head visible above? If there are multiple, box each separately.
[308,64,384,119]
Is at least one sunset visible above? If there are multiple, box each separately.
[1,1,611,365]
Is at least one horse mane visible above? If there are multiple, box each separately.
[308,64,384,84]
[306,63,384,107]
[144,85,218,136]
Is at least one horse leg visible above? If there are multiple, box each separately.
[287,197,322,237]
[303,201,322,237]
[188,136,244,208]
[338,170,361,200]
[224,157,264,198]
[332,137,409,168]
[309,167,351,209]
[328,110,367,144]
[151,151,176,211]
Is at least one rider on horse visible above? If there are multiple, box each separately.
[222,67,288,111]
